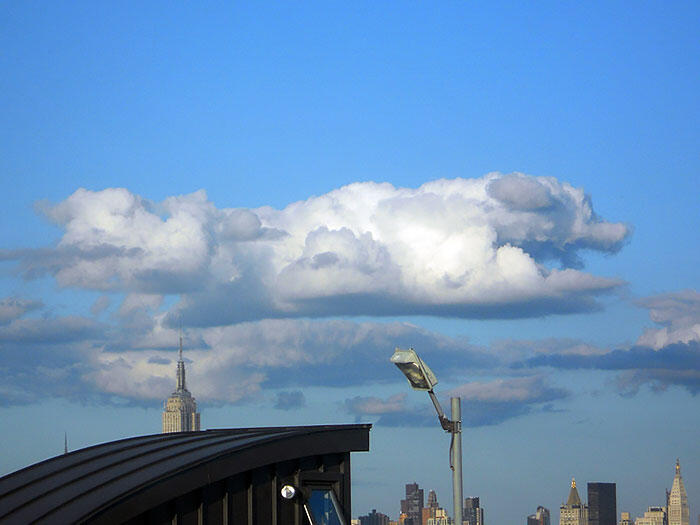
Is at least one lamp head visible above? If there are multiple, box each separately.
[390,347,438,391]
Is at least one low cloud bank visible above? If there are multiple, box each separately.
[1,288,698,409]
[0,297,43,325]
[514,291,700,395]
[0,306,494,405]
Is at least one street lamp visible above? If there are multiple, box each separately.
[391,347,463,525]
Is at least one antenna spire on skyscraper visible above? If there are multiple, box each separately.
[176,327,186,391]
[163,322,200,433]
[178,320,183,362]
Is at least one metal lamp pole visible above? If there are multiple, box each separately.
[391,348,464,525]
[451,397,463,525]
[426,390,463,524]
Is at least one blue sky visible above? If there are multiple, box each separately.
[1,2,698,523]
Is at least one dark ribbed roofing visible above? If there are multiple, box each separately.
[0,424,370,525]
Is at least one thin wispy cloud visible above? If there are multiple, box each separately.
[344,376,569,428]
[274,390,306,411]
[88,318,494,403]
[0,297,43,325]
[1,285,697,409]
[635,290,700,349]
[513,292,700,395]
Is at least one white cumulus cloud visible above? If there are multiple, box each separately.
[12,173,629,324]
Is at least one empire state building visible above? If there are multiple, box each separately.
[162,336,201,433]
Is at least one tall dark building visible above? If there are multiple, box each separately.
[359,509,390,525]
[464,496,484,525]
[587,483,616,525]
[527,506,551,525]
[401,482,424,525]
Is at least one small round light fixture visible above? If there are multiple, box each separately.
[280,484,297,500]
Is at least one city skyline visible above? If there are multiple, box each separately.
[1,3,698,524]
[355,463,690,524]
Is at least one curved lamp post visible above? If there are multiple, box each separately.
[390,347,463,525]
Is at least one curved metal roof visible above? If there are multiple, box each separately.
[0,424,370,524]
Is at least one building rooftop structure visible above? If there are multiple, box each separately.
[560,478,588,525]
[567,478,582,506]
[0,424,370,524]
[669,459,690,525]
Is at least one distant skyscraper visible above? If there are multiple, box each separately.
[464,497,484,525]
[668,460,690,525]
[421,490,450,525]
[619,511,633,525]
[359,509,390,525]
[635,507,666,525]
[401,483,424,525]
[527,506,550,525]
[162,335,200,433]
[559,478,588,525]
[428,490,438,509]
[588,482,616,525]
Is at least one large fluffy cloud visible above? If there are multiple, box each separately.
[0,174,636,415]
[7,173,629,325]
